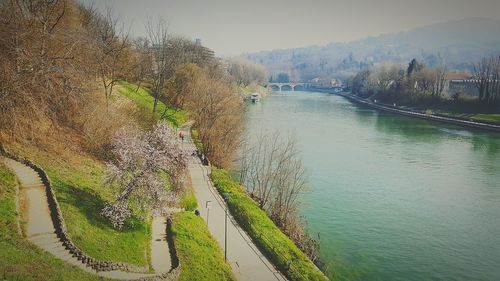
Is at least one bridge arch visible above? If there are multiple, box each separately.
[281,85,293,91]
[294,85,305,91]
[269,84,280,91]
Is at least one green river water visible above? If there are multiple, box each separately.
[244,91,500,281]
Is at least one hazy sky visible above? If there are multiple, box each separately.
[79,0,500,57]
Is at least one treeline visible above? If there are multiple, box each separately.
[227,57,266,86]
[474,53,500,104]
[350,59,447,105]
[350,54,500,107]
[0,0,267,168]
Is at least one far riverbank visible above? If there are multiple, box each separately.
[305,87,500,132]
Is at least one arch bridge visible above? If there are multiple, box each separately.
[267,83,308,91]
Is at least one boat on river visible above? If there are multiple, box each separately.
[250,93,261,103]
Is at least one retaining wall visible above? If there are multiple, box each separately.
[337,93,500,132]
[0,144,181,279]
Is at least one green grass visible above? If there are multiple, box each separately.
[443,113,500,123]
[210,168,328,281]
[172,211,236,281]
[0,163,109,281]
[190,128,203,151]
[10,146,151,267]
[117,81,188,127]
[472,114,500,123]
[180,191,198,212]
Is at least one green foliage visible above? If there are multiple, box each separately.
[0,164,108,281]
[172,212,236,281]
[471,114,500,123]
[45,157,151,266]
[441,113,500,123]
[210,168,328,281]
[117,81,188,127]
[0,164,18,237]
[190,128,204,151]
[180,191,198,211]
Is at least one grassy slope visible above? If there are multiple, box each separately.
[17,82,191,266]
[118,82,235,280]
[172,212,236,281]
[9,144,151,267]
[0,163,109,281]
[210,168,328,281]
[1,81,234,280]
[117,81,188,127]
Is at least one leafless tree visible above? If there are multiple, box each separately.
[431,66,448,97]
[84,5,130,109]
[239,132,307,225]
[227,57,267,86]
[128,37,152,92]
[169,63,244,168]
[238,132,320,261]
[0,0,91,140]
[145,19,171,114]
[474,53,500,103]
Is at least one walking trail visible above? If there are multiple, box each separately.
[3,158,174,280]
[179,123,288,281]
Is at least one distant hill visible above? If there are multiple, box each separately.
[245,18,500,81]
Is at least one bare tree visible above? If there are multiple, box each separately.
[128,37,152,92]
[0,0,91,140]
[85,5,130,109]
[474,53,500,103]
[238,132,319,261]
[145,19,171,114]
[227,57,267,86]
[239,132,307,222]
[169,63,244,168]
[431,65,448,97]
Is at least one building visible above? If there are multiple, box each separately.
[443,72,478,98]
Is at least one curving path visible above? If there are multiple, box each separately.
[3,157,174,280]
[178,124,288,281]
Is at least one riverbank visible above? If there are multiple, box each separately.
[334,92,500,132]
[185,121,327,280]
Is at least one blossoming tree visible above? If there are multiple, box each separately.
[102,121,187,228]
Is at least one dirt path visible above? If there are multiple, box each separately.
[3,158,174,280]
[178,124,288,281]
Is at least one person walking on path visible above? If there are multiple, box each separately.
[178,122,287,281]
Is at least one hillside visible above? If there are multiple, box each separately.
[245,17,500,81]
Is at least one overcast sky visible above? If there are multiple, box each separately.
[79,0,500,57]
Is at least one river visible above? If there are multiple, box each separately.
[243,91,500,281]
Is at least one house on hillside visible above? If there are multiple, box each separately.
[443,72,478,98]
[309,77,321,86]
[330,78,343,87]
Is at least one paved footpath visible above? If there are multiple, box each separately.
[3,158,173,280]
[179,125,288,281]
